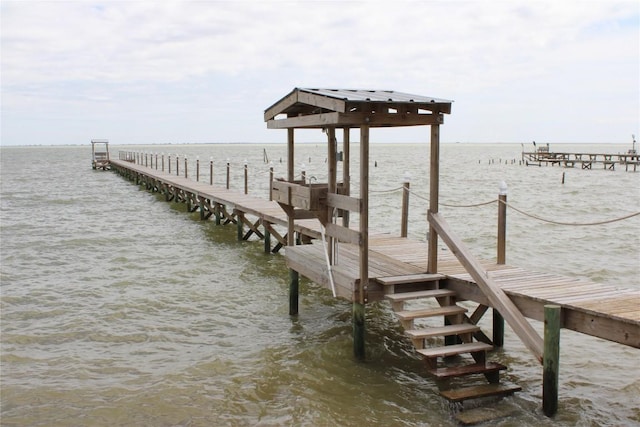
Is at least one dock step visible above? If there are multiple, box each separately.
[440,383,522,403]
[406,323,480,340]
[396,305,467,322]
[417,342,493,359]
[385,289,455,303]
[377,273,445,286]
[427,362,507,379]
[455,405,518,425]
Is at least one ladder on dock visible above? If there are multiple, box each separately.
[379,273,521,405]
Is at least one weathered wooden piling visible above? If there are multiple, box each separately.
[543,304,561,417]
[401,174,410,238]
[244,160,248,194]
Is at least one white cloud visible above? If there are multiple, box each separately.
[1,0,638,145]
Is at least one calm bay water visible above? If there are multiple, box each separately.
[1,143,639,426]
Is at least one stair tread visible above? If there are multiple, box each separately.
[406,323,480,339]
[377,273,445,286]
[385,289,455,303]
[440,383,522,402]
[417,342,493,358]
[427,362,507,378]
[455,405,518,425]
[396,305,467,321]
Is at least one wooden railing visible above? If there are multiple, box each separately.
[428,211,544,363]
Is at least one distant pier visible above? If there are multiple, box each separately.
[522,143,639,171]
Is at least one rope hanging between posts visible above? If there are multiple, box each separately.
[502,199,640,226]
[403,187,640,226]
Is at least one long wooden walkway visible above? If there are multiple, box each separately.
[111,158,640,350]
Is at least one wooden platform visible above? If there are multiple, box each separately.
[110,158,640,351]
[286,236,640,349]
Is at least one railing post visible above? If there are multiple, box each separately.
[168,154,171,174]
[161,153,165,172]
[145,152,148,167]
[244,159,248,194]
[543,304,561,417]
[176,155,179,176]
[226,158,230,190]
[269,161,274,201]
[497,181,507,264]
[184,156,188,178]
[209,157,213,185]
[155,153,158,170]
[401,172,410,238]
[196,156,200,182]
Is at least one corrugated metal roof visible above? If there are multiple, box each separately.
[300,88,452,104]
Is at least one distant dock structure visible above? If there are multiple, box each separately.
[522,138,639,171]
[91,139,110,170]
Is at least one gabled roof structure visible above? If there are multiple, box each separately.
[265,88,452,129]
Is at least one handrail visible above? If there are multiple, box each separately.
[428,211,544,363]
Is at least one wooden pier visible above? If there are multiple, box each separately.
[107,88,639,419]
[522,143,639,171]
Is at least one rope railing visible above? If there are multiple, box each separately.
[404,186,640,226]
[502,199,640,226]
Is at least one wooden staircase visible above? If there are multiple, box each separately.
[378,273,521,406]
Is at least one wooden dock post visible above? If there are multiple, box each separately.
[289,269,299,316]
[269,163,274,201]
[401,173,410,238]
[264,227,271,253]
[494,181,508,347]
[543,304,561,417]
[342,128,350,228]
[168,154,171,174]
[226,158,230,190]
[497,182,507,264]
[428,122,440,273]
[196,157,200,182]
[162,153,165,172]
[184,156,188,178]
[176,155,179,176]
[287,128,299,316]
[209,157,213,185]
[354,123,370,360]
[236,212,243,241]
[244,160,248,194]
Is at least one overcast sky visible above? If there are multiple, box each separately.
[1,0,638,146]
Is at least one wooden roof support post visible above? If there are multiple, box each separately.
[327,127,337,261]
[354,123,369,360]
[428,122,440,273]
[342,128,350,228]
[287,128,299,316]
[287,128,295,246]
